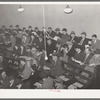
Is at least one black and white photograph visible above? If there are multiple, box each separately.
[0,1,100,91]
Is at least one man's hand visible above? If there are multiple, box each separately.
[43,66,50,70]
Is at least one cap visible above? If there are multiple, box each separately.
[55,28,60,31]
[81,32,87,36]
[70,31,75,35]
[28,26,32,28]
[15,25,19,27]
[62,28,67,32]
[23,27,26,30]
[92,34,97,38]
[35,27,38,30]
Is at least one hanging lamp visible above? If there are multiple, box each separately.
[18,5,24,12]
[64,5,73,14]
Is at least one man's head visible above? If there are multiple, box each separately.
[81,32,87,39]
[2,25,6,30]
[70,31,75,38]
[15,25,19,29]
[75,46,81,53]
[31,47,37,54]
[55,28,60,34]
[85,47,91,54]
[47,39,52,45]
[34,27,39,32]
[20,60,26,69]
[62,28,67,35]
[48,27,52,33]
[23,27,26,31]
[9,25,13,30]
[28,26,32,31]
[92,34,97,41]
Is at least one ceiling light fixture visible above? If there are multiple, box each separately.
[18,5,24,12]
[64,5,73,14]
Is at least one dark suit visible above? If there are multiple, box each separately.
[48,31,56,38]
[60,34,70,45]
[73,51,86,63]
[56,32,62,38]
[78,37,89,51]
[69,36,79,44]
[26,30,34,36]
[36,38,44,51]
[67,44,76,58]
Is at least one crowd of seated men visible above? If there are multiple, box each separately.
[0,24,100,89]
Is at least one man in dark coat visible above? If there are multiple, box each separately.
[47,27,56,38]
[78,32,89,51]
[34,27,42,37]
[69,31,79,44]
[60,28,70,45]
[55,28,62,38]
[26,26,34,36]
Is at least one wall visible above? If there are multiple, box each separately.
[0,4,100,38]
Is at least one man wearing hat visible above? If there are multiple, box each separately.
[69,31,79,44]
[22,27,27,35]
[60,28,70,45]
[47,27,56,38]
[70,45,86,68]
[26,26,34,36]
[15,25,22,32]
[8,25,15,36]
[78,32,89,52]
[55,28,62,38]
[34,27,41,37]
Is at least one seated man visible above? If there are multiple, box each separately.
[67,41,76,58]
[90,34,100,54]
[70,46,86,66]
[18,60,34,81]
[78,32,89,52]
[85,53,100,73]
[69,31,79,44]
[43,55,64,77]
